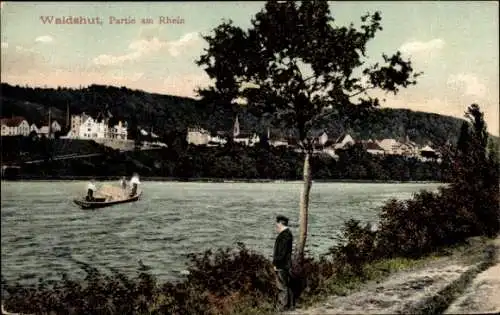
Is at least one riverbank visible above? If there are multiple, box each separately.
[2,236,495,315]
[0,175,445,184]
[1,136,447,182]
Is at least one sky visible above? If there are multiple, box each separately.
[1,1,498,135]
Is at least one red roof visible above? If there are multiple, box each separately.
[1,117,27,127]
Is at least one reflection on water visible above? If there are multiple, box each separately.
[1,181,442,284]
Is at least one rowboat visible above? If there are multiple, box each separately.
[73,191,142,210]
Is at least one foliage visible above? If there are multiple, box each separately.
[328,219,377,275]
[185,243,277,299]
[330,104,499,265]
[196,1,421,151]
[1,137,446,181]
[196,0,422,265]
[1,240,445,315]
[1,245,277,315]
[1,83,482,148]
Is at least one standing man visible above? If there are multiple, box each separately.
[273,215,294,311]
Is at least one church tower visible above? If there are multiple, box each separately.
[233,115,240,137]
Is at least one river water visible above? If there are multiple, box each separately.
[1,181,443,284]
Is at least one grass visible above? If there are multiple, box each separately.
[297,255,437,309]
[296,236,495,311]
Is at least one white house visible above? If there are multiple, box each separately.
[232,115,260,146]
[30,124,39,134]
[77,116,109,139]
[377,139,404,155]
[1,123,9,136]
[187,127,211,145]
[207,135,227,146]
[70,113,88,137]
[318,131,329,146]
[234,133,260,146]
[334,134,355,150]
[51,121,61,133]
[270,139,289,147]
[0,117,30,136]
[38,126,50,137]
[420,145,438,157]
[112,121,128,140]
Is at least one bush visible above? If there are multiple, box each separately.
[1,244,278,315]
[328,220,377,275]
[185,242,278,302]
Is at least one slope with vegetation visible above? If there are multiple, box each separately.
[0,82,473,147]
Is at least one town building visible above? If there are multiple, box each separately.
[233,116,260,146]
[186,115,260,147]
[364,141,385,155]
[186,127,211,145]
[1,117,30,136]
[67,112,128,140]
[30,124,39,134]
[51,121,62,133]
[112,121,128,140]
[334,133,355,150]
[376,138,405,155]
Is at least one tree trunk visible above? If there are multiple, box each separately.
[296,152,312,263]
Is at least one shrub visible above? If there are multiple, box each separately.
[328,219,377,275]
[1,244,278,315]
[185,242,278,302]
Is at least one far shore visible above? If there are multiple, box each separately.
[0,176,445,184]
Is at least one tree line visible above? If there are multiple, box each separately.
[1,82,478,149]
[0,137,443,182]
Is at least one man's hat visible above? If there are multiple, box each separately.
[276,215,289,226]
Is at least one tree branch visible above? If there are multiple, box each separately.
[348,84,375,98]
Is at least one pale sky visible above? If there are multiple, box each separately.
[1,1,498,135]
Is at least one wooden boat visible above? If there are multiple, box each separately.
[74,191,142,210]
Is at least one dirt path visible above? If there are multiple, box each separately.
[444,237,500,314]
[286,237,499,315]
[286,257,475,314]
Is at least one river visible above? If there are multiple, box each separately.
[1,181,443,284]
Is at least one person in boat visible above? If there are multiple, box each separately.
[129,173,140,197]
[86,179,97,201]
[120,176,127,190]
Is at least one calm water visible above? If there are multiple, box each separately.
[1,181,443,284]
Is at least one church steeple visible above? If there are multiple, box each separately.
[233,115,240,137]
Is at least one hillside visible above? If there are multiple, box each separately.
[0,83,486,146]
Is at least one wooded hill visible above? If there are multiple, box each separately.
[0,83,486,146]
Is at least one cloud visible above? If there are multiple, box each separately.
[447,73,487,98]
[1,42,7,49]
[93,31,201,66]
[35,35,54,43]
[93,51,141,66]
[167,32,200,57]
[1,44,48,74]
[400,39,445,55]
